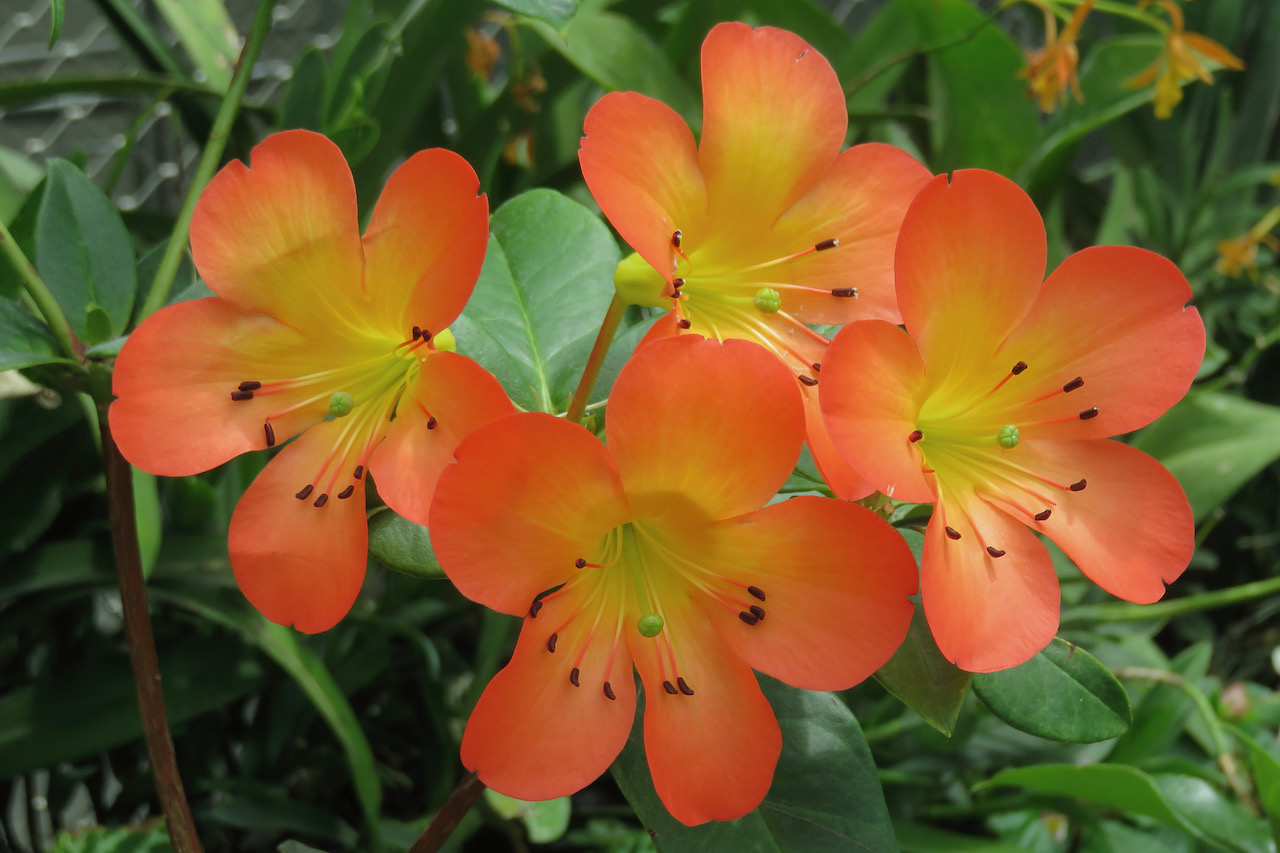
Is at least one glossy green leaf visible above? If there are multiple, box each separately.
[47,0,66,49]
[894,0,1040,176]
[280,47,328,131]
[894,821,1028,853]
[612,675,896,852]
[452,189,620,414]
[35,160,136,344]
[1131,392,1280,523]
[367,508,443,578]
[1107,642,1211,765]
[1226,724,1280,840]
[484,790,573,843]
[132,467,161,579]
[1155,773,1274,853]
[972,639,1131,743]
[494,0,579,27]
[874,528,970,736]
[1078,819,1198,853]
[151,0,239,92]
[0,299,78,370]
[527,11,699,124]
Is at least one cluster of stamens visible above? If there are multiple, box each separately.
[524,523,770,702]
[911,359,1100,558]
[227,325,434,508]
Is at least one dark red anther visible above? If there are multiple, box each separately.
[529,599,543,618]
[677,318,692,329]
[1012,361,1028,375]
[295,485,314,501]
[421,329,432,343]
[427,416,437,430]
[604,682,616,700]
[353,465,364,480]
[264,422,276,447]
[677,677,694,696]
[1069,478,1087,491]
[945,526,961,540]
[815,237,840,251]
[313,493,329,508]
[231,390,254,401]
[749,605,765,621]
[812,362,822,372]
[671,278,684,298]
[748,586,766,601]
[798,375,819,387]
[831,287,858,298]
[337,485,355,500]
[412,326,422,340]
[570,667,581,687]
[575,558,587,569]
[909,430,924,443]
[739,611,759,625]
[1063,376,1084,393]
[547,633,558,653]
[238,381,261,391]
[1079,407,1099,420]
[663,680,678,695]
[1034,508,1052,521]
[986,546,1006,558]
[671,230,682,249]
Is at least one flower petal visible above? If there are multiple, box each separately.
[627,597,781,825]
[362,149,488,337]
[997,246,1204,439]
[821,320,934,504]
[698,23,845,231]
[1015,439,1191,603]
[462,592,636,801]
[110,298,356,476]
[703,497,917,690]
[580,92,708,278]
[228,418,370,633]
[801,386,875,500]
[922,494,1059,672]
[190,130,366,334]
[431,413,629,615]
[896,170,1046,381]
[606,336,804,520]
[369,351,514,526]
[770,143,933,325]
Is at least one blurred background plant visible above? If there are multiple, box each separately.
[1,0,1278,851]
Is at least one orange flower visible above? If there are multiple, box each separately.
[1215,206,1280,277]
[1019,0,1096,112]
[432,336,917,824]
[110,130,513,633]
[820,170,1204,672]
[578,22,932,500]
[1126,0,1243,119]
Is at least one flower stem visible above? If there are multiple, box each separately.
[99,417,204,853]
[408,772,486,853]
[137,0,277,321]
[1061,574,1280,625]
[0,217,80,361]
[565,294,626,424]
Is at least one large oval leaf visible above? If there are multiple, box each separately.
[972,638,1131,743]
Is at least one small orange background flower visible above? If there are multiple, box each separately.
[821,170,1204,672]
[579,22,931,500]
[1019,0,1096,112]
[431,335,917,824]
[1126,0,1243,119]
[110,130,512,633]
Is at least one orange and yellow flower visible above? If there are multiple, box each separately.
[1215,206,1280,277]
[432,335,917,824]
[1019,0,1096,112]
[1126,0,1243,119]
[110,130,512,633]
[820,170,1204,673]
[578,22,931,500]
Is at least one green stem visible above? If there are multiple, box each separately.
[138,0,277,321]
[1111,667,1257,813]
[408,772,486,853]
[565,294,626,425]
[0,217,81,361]
[1061,575,1280,625]
[100,418,204,852]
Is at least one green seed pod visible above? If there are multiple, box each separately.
[637,613,665,638]
[753,287,782,314]
[329,391,355,417]
[997,424,1020,449]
